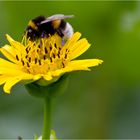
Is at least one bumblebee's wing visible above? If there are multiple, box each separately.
[41,14,74,24]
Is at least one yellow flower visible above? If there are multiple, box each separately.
[0,32,103,94]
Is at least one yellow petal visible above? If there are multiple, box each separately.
[0,74,31,94]
[0,75,8,85]
[68,59,103,67]
[0,58,20,69]
[6,34,22,49]
[0,61,34,80]
[62,32,81,51]
[43,73,53,81]
[52,59,103,76]
[68,38,91,60]
[0,68,23,75]
[1,45,17,63]
[3,77,21,94]
[20,73,35,80]
[33,74,42,81]
[2,73,36,94]
[6,34,26,55]
[52,67,89,77]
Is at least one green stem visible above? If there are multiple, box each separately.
[42,96,51,140]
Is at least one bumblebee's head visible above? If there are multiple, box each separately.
[28,16,46,30]
[26,26,39,40]
[26,16,46,40]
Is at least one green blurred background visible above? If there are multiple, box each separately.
[0,1,140,139]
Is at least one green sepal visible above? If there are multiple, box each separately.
[25,74,69,98]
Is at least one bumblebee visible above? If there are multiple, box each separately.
[25,14,74,41]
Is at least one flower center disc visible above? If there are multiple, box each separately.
[18,34,69,75]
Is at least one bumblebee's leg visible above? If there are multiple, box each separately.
[40,31,48,38]
[56,29,64,37]
[61,37,65,45]
[56,29,65,45]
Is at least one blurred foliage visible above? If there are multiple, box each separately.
[0,1,140,139]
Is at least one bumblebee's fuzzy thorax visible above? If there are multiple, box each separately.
[51,19,61,29]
